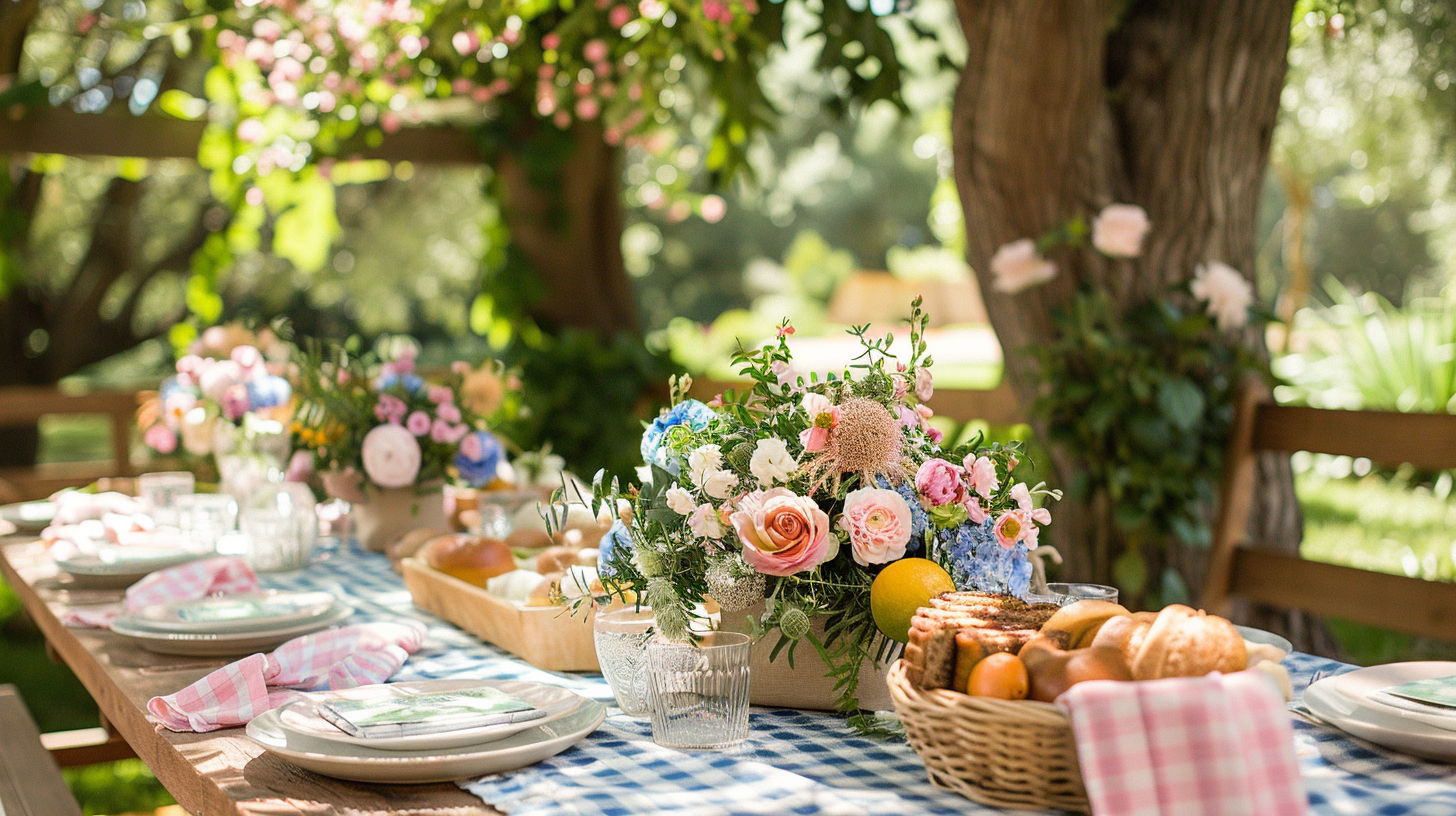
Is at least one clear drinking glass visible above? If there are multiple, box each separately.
[239,482,318,572]
[1047,582,1120,604]
[137,471,196,527]
[594,607,656,716]
[175,493,239,553]
[645,631,751,749]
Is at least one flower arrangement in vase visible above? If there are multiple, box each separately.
[290,339,514,550]
[589,297,1059,722]
[137,324,295,499]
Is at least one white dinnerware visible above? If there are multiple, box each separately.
[111,602,352,656]
[1305,662,1456,762]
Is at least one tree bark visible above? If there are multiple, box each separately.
[951,1,1337,653]
[496,122,640,338]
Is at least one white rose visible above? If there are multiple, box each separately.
[749,437,798,486]
[1191,261,1254,331]
[688,504,725,539]
[700,468,739,500]
[1091,204,1150,258]
[990,238,1057,294]
[688,444,723,489]
[666,485,696,515]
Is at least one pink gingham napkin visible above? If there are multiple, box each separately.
[1059,671,1307,816]
[62,556,259,628]
[147,620,427,732]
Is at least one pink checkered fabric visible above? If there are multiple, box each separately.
[147,620,427,732]
[1059,671,1307,816]
[62,557,259,628]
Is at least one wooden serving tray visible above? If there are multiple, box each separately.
[401,557,600,672]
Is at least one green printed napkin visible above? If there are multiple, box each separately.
[316,687,545,739]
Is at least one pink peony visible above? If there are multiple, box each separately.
[964,455,998,500]
[915,368,934,402]
[1092,204,1150,258]
[915,458,965,507]
[361,424,422,488]
[436,402,462,424]
[990,238,1057,294]
[731,488,834,577]
[405,410,431,436]
[838,488,912,567]
[144,425,178,454]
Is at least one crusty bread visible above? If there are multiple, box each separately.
[904,592,1058,690]
[1091,605,1247,680]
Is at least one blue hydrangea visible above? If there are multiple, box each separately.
[879,476,929,556]
[454,430,504,488]
[640,400,716,471]
[245,375,292,409]
[378,372,426,393]
[944,519,1032,598]
[159,376,190,402]
[597,520,635,577]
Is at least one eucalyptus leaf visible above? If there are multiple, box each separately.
[1157,377,1205,431]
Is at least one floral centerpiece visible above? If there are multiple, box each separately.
[137,324,295,498]
[291,339,513,549]
[590,298,1059,720]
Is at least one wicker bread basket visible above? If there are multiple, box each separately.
[887,659,1090,813]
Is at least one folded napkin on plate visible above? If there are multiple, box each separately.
[1059,671,1307,816]
[61,556,258,628]
[148,620,427,732]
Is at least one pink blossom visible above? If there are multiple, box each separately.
[990,238,1057,294]
[285,450,314,482]
[361,423,422,488]
[436,402,462,423]
[1010,482,1052,525]
[1092,204,1150,258]
[374,394,407,424]
[776,323,795,338]
[688,503,725,539]
[231,344,263,372]
[221,384,251,421]
[891,374,908,400]
[707,393,724,407]
[405,410,431,436]
[427,385,453,404]
[609,5,633,27]
[993,511,1030,549]
[575,98,600,120]
[430,418,469,444]
[964,455,998,500]
[458,432,483,461]
[583,38,608,63]
[915,458,965,507]
[175,355,205,377]
[731,488,834,577]
[838,487,912,567]
[895,405,920,431]
[915,368,933,402]
[541,32,561,50]
[964,495,989,525]
[144,425,178,454]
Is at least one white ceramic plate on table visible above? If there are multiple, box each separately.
[53,546,209,588]
[1305,662,1456,762]
[247,694,606,783]
[110,603,353,656]
[129,591,341,634]
[0,500,55,533]
[276,679,584,751]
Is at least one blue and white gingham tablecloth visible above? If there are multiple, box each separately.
[259,540,1456,815]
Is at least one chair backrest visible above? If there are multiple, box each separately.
[1202,385,1456,641]
[0,386,138,501]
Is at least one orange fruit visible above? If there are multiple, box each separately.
[967,652,1029,700]
[869,558,955,643]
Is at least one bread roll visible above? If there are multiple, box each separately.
[388,528,452,568]
[524,571,565,606]
[1092,605,1247,681]
[424,534,515,587]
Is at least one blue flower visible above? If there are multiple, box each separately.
[245,375,292,409]
[945,519,1032,598]
[454,430,504,488]
[378,372,426,393]
[597,520,635,577]
[159,376,191,402]
[879,475,929,556]
[641,400,716,471]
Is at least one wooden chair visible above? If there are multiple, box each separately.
[0,386,138,501]
[0,685,83,816]
[1202,385,1456,640]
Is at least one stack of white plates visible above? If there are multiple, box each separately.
[112,590,353,656]
[1305,661,1456,762]
[246,679,606,783]
[54,546,211,589]
[0,500,55,533]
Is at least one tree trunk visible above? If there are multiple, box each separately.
[496,122,640,338]
[951,1,1338,654]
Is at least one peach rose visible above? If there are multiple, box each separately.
[838,487,912,567]
[1091,203,1150,258]
[990,239,1057,294]
[731,488,834,577]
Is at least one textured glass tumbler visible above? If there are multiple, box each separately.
[138,471,196,527]
[594,607,656,716]
[646,632,751,749]
[1047,583,1119,604]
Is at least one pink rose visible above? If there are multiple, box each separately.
[838,488,912,567]
[915,458,965,507]
[405,410,431,436]
[1091,203,1150,258]
[436,402,462,424]
[915,368,933,402]
[361,423,422,488]
[964,455,998,500]
[731,488,834,577]
[144,425,178,454]
[990,238,1057,294]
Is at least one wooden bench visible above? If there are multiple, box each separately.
[0,684,83,816]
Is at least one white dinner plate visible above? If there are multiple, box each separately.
[110,603,353,656]
[277,679,584,751]
[130,591,341,634]
[0,500,55,533]
[1325,661,1456,734]
[1235,625,1294,655]
[247,695,606,783]
[54,546,210,588]
[1305,663,1456,762]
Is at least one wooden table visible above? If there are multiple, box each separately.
[0,537,497,816]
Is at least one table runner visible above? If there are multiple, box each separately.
[258,541,1456,815]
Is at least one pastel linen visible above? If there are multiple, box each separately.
[61,556,259,628]
[1059,671,1307,816]
[147,620,427,732]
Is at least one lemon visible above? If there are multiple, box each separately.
[870,558,954,643]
